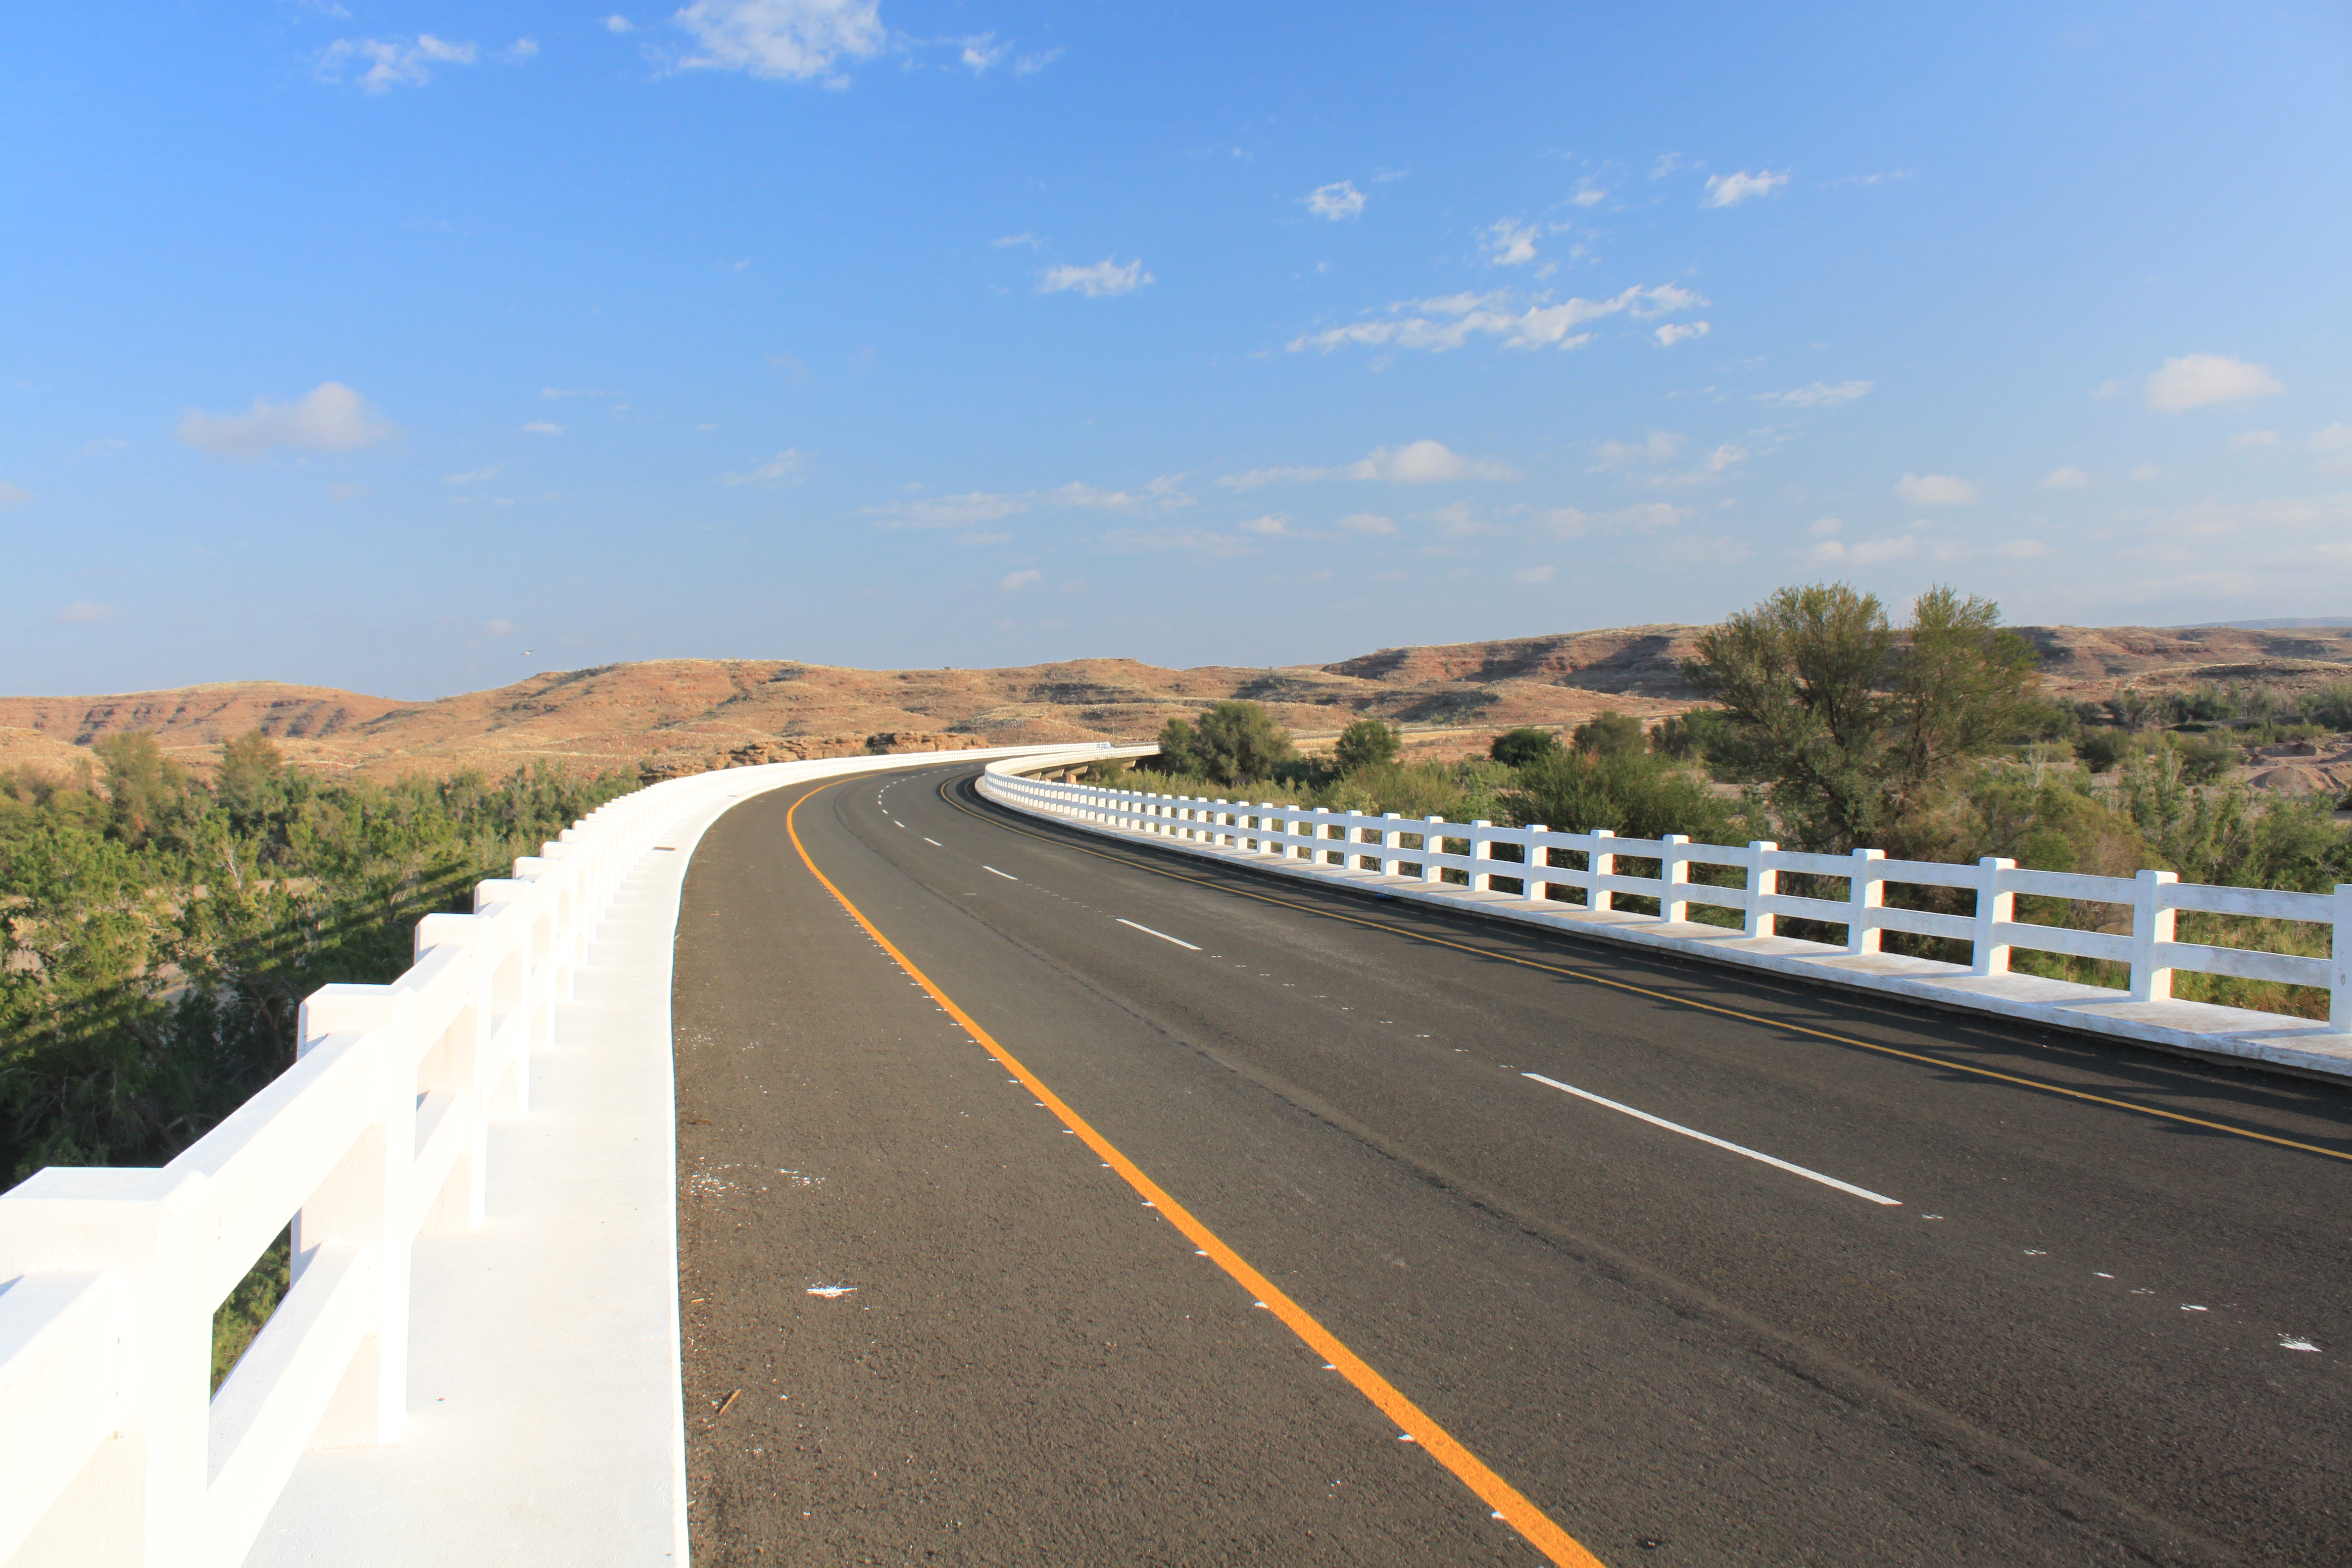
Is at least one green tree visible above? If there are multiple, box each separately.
[1333,718,1402,773]
[1154,717,1201,776]
[1501,749,1746,844]
[1570,711,1645,758]
[216,729,286,820]
[92,732,189,847]
[1683,582,2038,852]
[1182,701,1295,787]
[1489,727,1561,768]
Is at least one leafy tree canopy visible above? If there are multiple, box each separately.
[1683,582,2039,852]
[1488,727,1561,768]
[1334,718,1402,774]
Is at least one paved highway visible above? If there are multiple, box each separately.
[671,761,2351,1566]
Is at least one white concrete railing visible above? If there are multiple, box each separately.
[0,744,1089,1568]
[980,764,2352,1074]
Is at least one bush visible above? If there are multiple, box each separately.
[1489,727,1560,768]
[1570,711,1645,758]
[1333,718,1402,773]
[1500,749,1748,844]
[2075,728,2129,774]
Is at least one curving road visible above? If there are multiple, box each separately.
[671,761,2352,1567]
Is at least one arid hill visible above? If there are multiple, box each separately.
[4,622,2350,785]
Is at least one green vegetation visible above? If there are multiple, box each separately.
[1126,583,2352,1023]
[0,733,633,1379]
[1333,718,1402,773]
[1154,700,1295,787]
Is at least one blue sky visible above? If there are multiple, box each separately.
[3,2,2348,699]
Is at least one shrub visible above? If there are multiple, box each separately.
[1333,718,1402,773]
[1570,711,1645,758]
[1489,727,1560,768]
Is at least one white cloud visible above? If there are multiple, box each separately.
[2230,429,2282,450]
[77,438,128,457]
[1216,440,1517,489]
[868,475,1190,528]
[442,464,503,485]
[990,232,1042,248]
[721,448,809,486]
[1481,219,1541,266]
[1996,539,2049,559]
[1514,564,1556,585]
[522,420,565,435]
[2040,466,2095,490]
[540,386,618,400]
[1569,179,1607,207]
[1305,182,1366,221]
[1337,511,1395,534]
[2143,353,2285,412]
[2092,379,2126,400]
[955,531,1010,546]
[998,569,1042,591]
[2310,422,2352,470]
[1038,257,1151,297]
[959,33,1008,73]
[483,617,518,636]
[1289,282,1706,355]
[1810,533,1920,566]
[673,0,884,83]
[1701,443,1746,473]
[176,382,396,459]
[872,491,1029,528]
[317,34,532,92]
[1702,169,1789,207]
[1654,321,1710,347]
[1239,513,1291,535]
[1809,517,1842,537]
[1532,501,1687,538]
[1894,472,1980,505]
[1589,431,1684,471]
[1756,380,1872,407]
[2129,463,2164,481]
[1097,527,1256,558]
[52,600,121,625]
[605,15,636,33]
[0,482,29,506]
[1014,49,1062,75]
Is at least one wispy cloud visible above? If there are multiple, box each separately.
[2143,353,2284,412]
[1288,283,1706,355]
[721,448,809,486]
[959,33,1008,73]
[1589,431,1684,471]
[1305,181,1366,221]
[1217,440,1518,489]
[0,482,31,506]
[176,382,397,459]
[1895,472,1980,505]
[316,34,535,93]
[1014,48,1062,75]
[1702,169,1789,207]
[2040,466,2096,490]
[442,464,504,485]
[1098,527,1257,558]
[1038,257,1151,297]
[53,600,122,625]
[521,420,565,435]
[1654,321,1710,347]
[1756,380,1872,407]
[673,0,884,84]
[1479,219,1544,266]
[990,232,1042,248]
[867,474,1193,527]
[1514,564,1556,584]
[998,568,1042,590]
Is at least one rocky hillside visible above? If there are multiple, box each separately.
[4,623,2349,785]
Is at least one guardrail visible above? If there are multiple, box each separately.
[980,763,2352,1078]
[0,744,1086,1568]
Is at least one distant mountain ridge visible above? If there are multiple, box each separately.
[5,622,2351,783]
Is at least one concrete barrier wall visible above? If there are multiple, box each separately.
[981,760,2352,1081]
[0,745,1090,1568]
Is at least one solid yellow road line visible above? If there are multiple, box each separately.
[784,783,1605,1568]
[936,775,2352,1167]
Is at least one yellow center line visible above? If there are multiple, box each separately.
[784,782,1605,1568]
[936,773,2352,1166]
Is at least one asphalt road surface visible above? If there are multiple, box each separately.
[672,762,2352,1567]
